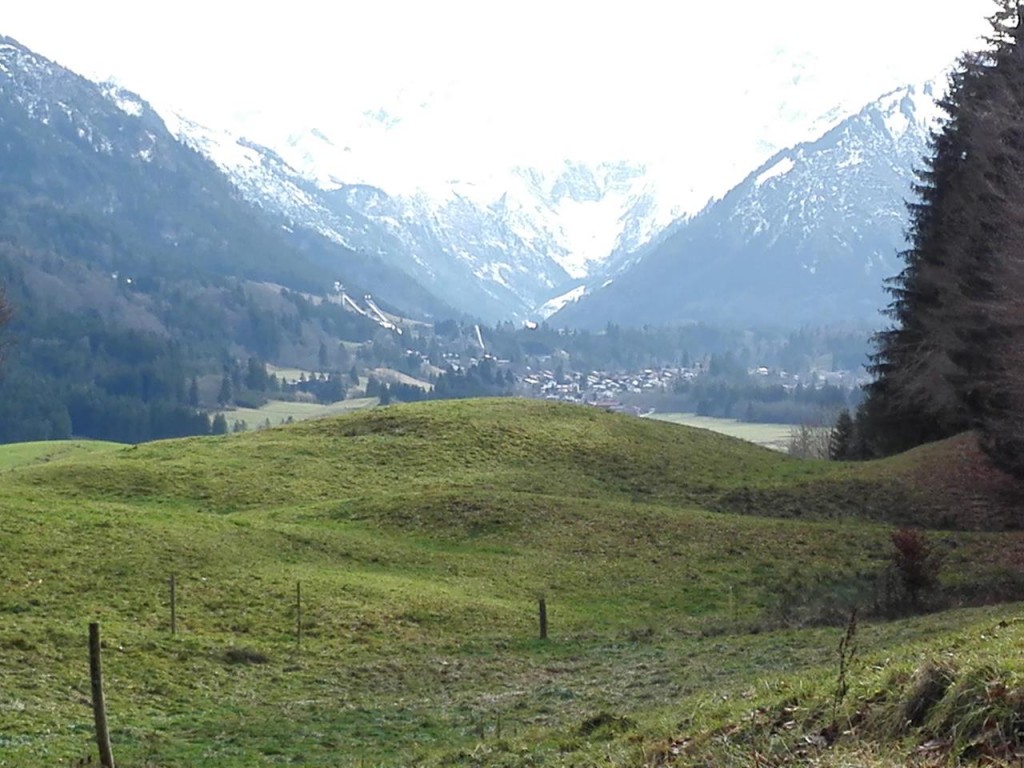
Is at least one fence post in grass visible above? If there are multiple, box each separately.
[538,597,547,641]
[169,574,176,635]
[88,622,115,768]
[296,581,302,649]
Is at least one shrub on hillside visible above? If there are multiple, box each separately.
[890,527,941,611]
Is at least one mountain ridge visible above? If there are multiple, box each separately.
[552,79,943,329]
[0,30,953,336]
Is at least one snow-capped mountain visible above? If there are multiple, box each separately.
[167,108,687,321]
[166,116,557,320]
[414,160,679,280]
[553,79,943,329]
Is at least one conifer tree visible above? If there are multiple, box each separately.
[860,56,981,455]
[828,409,856,460]
[970,5,1024,476]
[860,2,1024,464]
[217,375,232,406]
[211,413,228,435]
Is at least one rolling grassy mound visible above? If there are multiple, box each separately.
[0,439,121,471]
[2,398,1023,766]
[18,398,1015,528]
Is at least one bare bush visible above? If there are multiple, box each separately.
[786,422,832,459]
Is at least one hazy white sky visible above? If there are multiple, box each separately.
[2,1,996,199]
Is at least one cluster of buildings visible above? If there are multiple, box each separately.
[516,363,869,410]
[517,366,693,406]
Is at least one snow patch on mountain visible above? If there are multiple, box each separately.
[536,284,588,318]
[101,82,144,117]
[166,113,260,170]
[0,38,170,166]
[877,80,944,138]
[755,156,796,187]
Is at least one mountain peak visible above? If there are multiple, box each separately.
[870,78,945,140]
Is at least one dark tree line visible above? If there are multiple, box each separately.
[365,359,515,406]
[855,2,1024,476]
[672,377,856,424]
[432,359,515,400]
[0,307,213,444]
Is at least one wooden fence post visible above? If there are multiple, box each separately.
[296,581,302,649]
[88,622,115,768]
[538,597,547,641]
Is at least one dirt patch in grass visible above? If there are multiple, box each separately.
[223,646,271,665]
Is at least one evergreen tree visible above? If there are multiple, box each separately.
[970,7,1024,476]
[217,375,232,406]
[244,356,268,391]
[211,412,228,435]
[860,3,1024,466]
[828,409,856,460]
[861,56,983,455]
[188,377,200,407]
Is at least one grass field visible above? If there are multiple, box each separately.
[219,396,378,426]
[265,364,318,383]
[2,399,1023,766]
[648,412,794,450]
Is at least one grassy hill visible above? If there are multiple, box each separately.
[2,399,1023,766]
[0,439,121,471]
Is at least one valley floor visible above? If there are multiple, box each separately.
[646,412,793,451]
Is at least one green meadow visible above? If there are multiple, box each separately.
[2,398,1023,766]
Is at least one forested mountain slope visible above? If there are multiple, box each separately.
[0,35,452,443]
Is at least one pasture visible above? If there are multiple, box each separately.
[1,399,1022,766]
